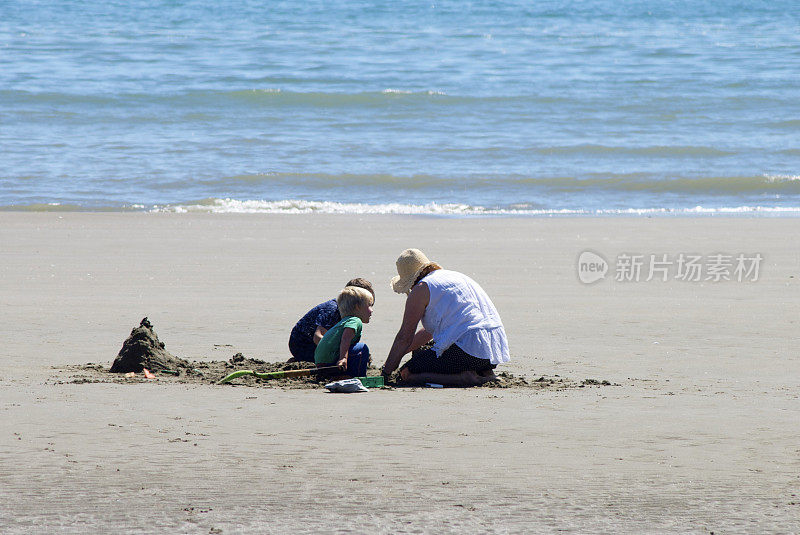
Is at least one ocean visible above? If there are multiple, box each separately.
[1,0,799,215]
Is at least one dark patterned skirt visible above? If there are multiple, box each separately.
[400,342,496,375]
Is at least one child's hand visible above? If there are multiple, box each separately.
[337,357,347,370]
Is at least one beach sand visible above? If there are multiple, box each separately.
[1,213,798,533]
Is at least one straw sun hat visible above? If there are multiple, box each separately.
[390,248,442,294]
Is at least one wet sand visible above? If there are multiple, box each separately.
[1,213,798,533]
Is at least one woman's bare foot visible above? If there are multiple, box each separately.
[461,370,500,386]
[397,369,491,387]
[478,369,498,382]
[458,370,484,386]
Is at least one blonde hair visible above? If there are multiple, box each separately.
[337,286,374,317]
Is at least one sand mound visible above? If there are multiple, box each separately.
[65,353,577,390]
[109,317,189,373]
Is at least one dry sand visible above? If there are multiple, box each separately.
[1,213,798,534]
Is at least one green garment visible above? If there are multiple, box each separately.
[314,316,363,365]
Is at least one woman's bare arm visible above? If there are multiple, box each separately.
[382,283,430,375]
[409,328,433,352]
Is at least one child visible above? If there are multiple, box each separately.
[314,285,373,377]
[287,278,374,363]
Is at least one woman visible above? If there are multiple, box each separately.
[381,249,510,386]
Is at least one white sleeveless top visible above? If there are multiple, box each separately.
[419,269,510,365]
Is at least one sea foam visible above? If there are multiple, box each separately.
[151,198,800,216]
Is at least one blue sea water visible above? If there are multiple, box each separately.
[1,0,799,214]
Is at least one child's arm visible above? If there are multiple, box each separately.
[337,327,357,370]
[313,325,328,345]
